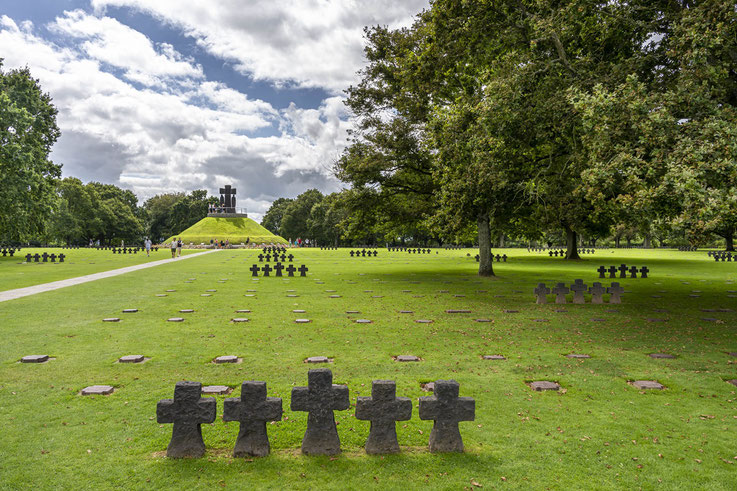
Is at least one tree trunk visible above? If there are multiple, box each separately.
[564,225,580,260]
[643,235,651,249]
[477,213,494,276]
[498,231,505,248]
[726,233,734,252]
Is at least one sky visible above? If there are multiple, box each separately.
[0,0,429,221]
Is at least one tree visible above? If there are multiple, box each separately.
[0,61,61,241]
[261,198,293,236]
[280,189,324,240]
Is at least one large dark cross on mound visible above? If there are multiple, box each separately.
[220,185,237,213]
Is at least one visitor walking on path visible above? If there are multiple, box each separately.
[177,238,182,257]
[144,238,152,257]
[170,239,177,258]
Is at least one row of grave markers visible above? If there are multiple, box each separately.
[157,369,474,458]
[257,253,294,262]
[262,246,287,254]
[349,250,378,257]
[709,251,735,261]
[111,247,146,254]
[597,265,649,278]
[535,280,624,304]
[474,254,507,262]
[250,264,308,277]
[388,247,432,253]
[1,247,18,256]
[25,253,65,263]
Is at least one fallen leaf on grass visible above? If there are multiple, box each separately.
[471,480,482,487]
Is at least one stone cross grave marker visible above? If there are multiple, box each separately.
[286,264,296,277]
[291,368,349,455]
[552,283,569,304]
[628,265,638,279]
[156,381,217,458]
[639,266,649,278]
[261,264,272,277]
[59,253,65,263]
[355,380,412,454]
[287,254,294,262]
[534,283,550,304]
[265,254,271,262]
[608,282,624,304]
[597,266,606,278]
[298,265,308,277]
[571,279,587,304]
[250,265,260,277]
[274,263,284,277]
[223,381,282,457]
[607,266,617,278]
[589,282,606,304]
[418,380,475,453]
[618,264,628,278]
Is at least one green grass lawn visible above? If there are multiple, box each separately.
[0,248,200,292]
[1,248,736,489]
[164,216,287,245]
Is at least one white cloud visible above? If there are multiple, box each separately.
[90,0,429,92]
[1,12,351,216]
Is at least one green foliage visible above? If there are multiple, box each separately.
[0,61,61,241]
[142,190,217,242]
[260,197,293,236]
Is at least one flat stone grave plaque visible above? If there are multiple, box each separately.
[364,290,373,293]
[566,354,590,359]
[649,353,675,359]
[529,381,560,391]
[166,289,176,292]
[82,385,114,395]
[554,309,567,313]
[156,294,168,297]
[325,290,336,292]
[446,309,471,313]
[21,355,49,363]
[232,318,249,323]
[201,294,212,297]
[306,356,330,363]
[122,309,138,313]
[372,295,384,298]
[413,295,424,298]
[167,317,185,322]
[295,319,311,323]
[235,309,251,313]
[631,380,664,390]
[214,355,239,364]
[201,385,231,395]
[647,318,668,322]
[454,295,465,298]
[329,295,342,298]
[728,380,737,387]
[247,289,257,292]
[701,317,719,322]
[396,355,421,362]
[653,309,668,313]
[287,294,299,297]
[399,310,413,314]
[355,319,372,323]
[482,355,505,360]
[179,309,195,313]
[415,319,433,323]
[474,318,492,322]
[244,294,256,297]
[533,318,549,322]
[119,355,144,363]
[728,352,737,357]
[293,310,306,313]
[103,318,120,322]
[504,310,519,313]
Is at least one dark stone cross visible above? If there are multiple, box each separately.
[298,264,308,277]
[223,381,282,457]
[42,252,49,262]
[280,254,286,262]
[552,283,569,304]
[25,253,32,262]
[287,254,294,262]
[628,265,638,278]
[261,264,272,277]
[49,253,57,262]
[58,253,65,263]
[607,266,617,278]
[589,282,606,304]
[350,251,355,257]
[608,282,624,304]
[156,381,217,458]
[274,262,284,277]
[618,264,628,278]
[265,254,271,262]
[249,264,260,277]
[355,380,412,454]
[219,185,237,213]
[258,254,264,262]
[33,254,40,262]
[286,264,296,277]
[597,266,607,278]
[418,380,475,453]
[291,368,349,455]
[639,266,649,278]
[571,279,587,304]
[534,283,550,304]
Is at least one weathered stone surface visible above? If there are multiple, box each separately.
[418,380,475,453]
[201,385,230,395]
[291,369,349,455]
[415,319,433,323]
[632,380,664,390]
[396,355,420,362]
[355,319,372,324]
[728,352,737,357]
[179,309,195,313]
[504,310,519,313]
[223,381,282,457]
[119,355,144,363]
[166,289,176,292]
[122,309,138,313]
[399,310,414,314]
[295,319,311,323]
[306,356,330,363]
[214,355,239,363]
[474,318,492,323]
[200,294,212,297]
[156,381,216,458]
[355,380,412,454]
[167,317,185,322]
[529,381,560,391]
[727,379,737,387]
[21,354,49,363]
[566,354,590,359]
[649,353,675,359]
[155,294,168,297]
[82,385,114,395]
[103,318,120,322]
[231,318,249,323]
[482,355,505,360]
[446,309,471,313]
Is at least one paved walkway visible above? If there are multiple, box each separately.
[0,249,221,303]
